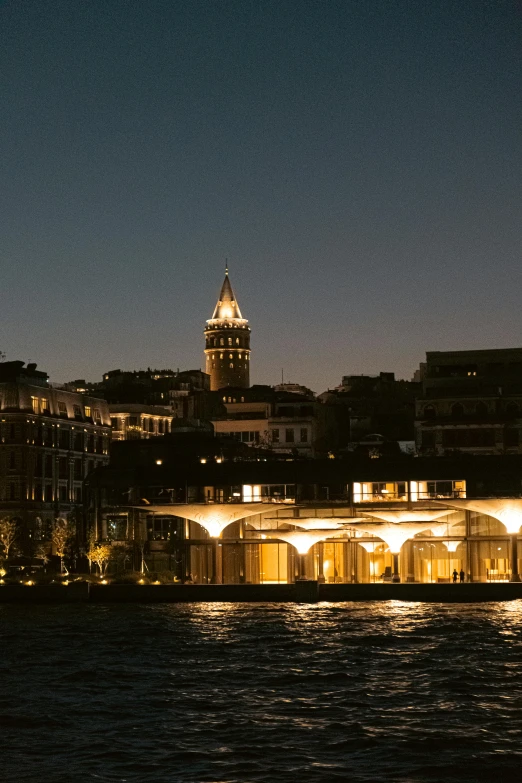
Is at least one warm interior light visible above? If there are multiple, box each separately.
[155,459,163,466]
[358,540,380,554]
[358,522,436,554]
[444,540,462,553]
[366,510,451,524]
[270,530,342,554]
[290,518,364,531]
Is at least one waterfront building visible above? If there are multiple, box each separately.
[204,267,251,391]
[86,438,522,585]
[0,361,110,554]
[415,348,522,455]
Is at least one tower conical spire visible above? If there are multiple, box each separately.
[211,268,243,320]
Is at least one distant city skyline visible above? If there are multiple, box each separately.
[1,1,520,391]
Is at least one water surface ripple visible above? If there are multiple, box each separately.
[2,601,522,782]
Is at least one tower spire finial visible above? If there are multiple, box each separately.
[225,258,229,276]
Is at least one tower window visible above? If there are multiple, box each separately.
[229,363,234,369]
[239,354,242,359]
[236,338,239,345]
[220,338,224,346]
[229,353,233,359]
[228,338,232,346]
[220,353,224,359]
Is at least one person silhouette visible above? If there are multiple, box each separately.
[452,569,458,583]
[459,569,465,583]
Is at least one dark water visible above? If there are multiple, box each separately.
[2,602,522,783]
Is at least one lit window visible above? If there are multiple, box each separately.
[229,363,234,369]
[85,406,91,418]
[41,398,49,413]
[31,397,39,414]
[58,401,68,418]
[228,338,232,346]
[220,353,224,359]
[239,353,242,359]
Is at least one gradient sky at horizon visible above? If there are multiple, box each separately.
[1,0,521,391]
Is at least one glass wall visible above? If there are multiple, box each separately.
[353,482,408,502]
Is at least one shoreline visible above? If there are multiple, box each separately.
[1,581,522,603]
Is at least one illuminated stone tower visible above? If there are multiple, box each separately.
[204,266,251,391]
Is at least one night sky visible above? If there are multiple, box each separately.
[1,0,520,391]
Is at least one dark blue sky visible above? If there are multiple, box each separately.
[1,0,520,391]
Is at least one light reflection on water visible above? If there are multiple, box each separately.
[2,601,522,782]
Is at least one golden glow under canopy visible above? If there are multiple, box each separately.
[134,503,273,538]
[266,517,368,531]
[434,498,522,534]
[365,510,452,524]
[355,522,440,553]
[264,529,347,554]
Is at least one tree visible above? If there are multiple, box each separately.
[34,543,50,565]
[0,518,17,560]
[87,539,111,577]
[51,518,72,573]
